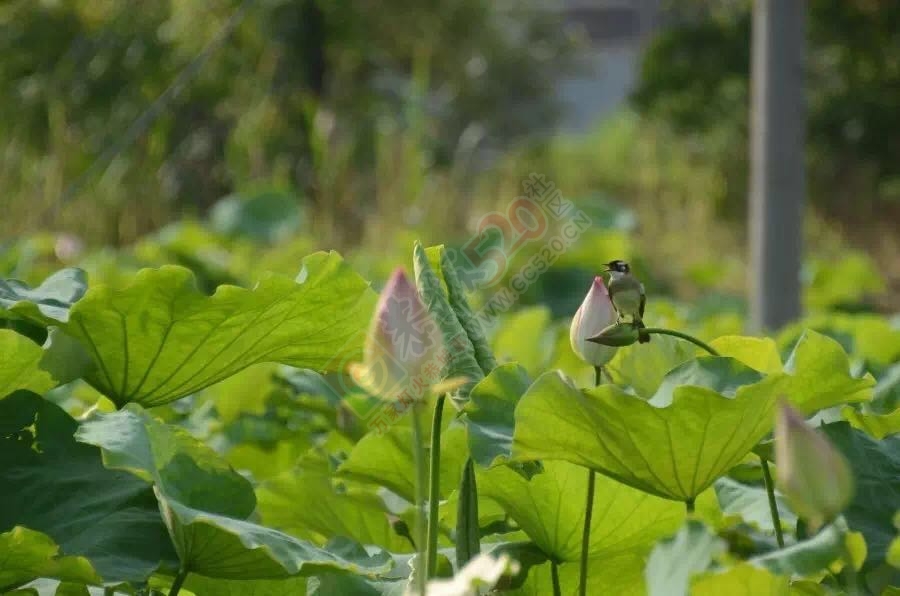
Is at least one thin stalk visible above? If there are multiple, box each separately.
[642,328,720,357]
[578,365,604,596]
[426,394,446,578]
[685,498,695,514]
[169,569,189,596]
[579,470,596,596]
[551,561,562,596]
[760,457,785,547]
[411,401,428,596]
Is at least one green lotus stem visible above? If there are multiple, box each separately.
[760,457,785,547]
[169,568,189,596]
[685,498,695,514]
[641,328,720,357]
[578,365,604,596]
[426,394,445,578]
[411,400,428,595]
[551,561,562,596]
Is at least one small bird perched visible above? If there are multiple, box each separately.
[604,259,650,343]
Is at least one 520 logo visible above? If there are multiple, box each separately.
[323,173,591,432]
[449,173,585,291]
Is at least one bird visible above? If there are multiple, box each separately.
[604,259,650,343]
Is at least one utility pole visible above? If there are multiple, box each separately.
[748,0,806,332]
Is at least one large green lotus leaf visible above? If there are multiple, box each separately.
[781,330,874,414]
[691,564,790,596]
[0,328,90,398]
[63,252,375,407]
[0,268,87,325]
[338,399,468,502]
[75,404,255,519]
[0,391,177,583]
[158,492,393,580]
[479,460,684,562]
[463,363,531,468]
[605,333,697,398]
[512,368,781,500]
[820,422,900,572]
[491,307,552,378]
[0,527,101,592]
[645,521,726,596]
[413,242,483,399]
[508,553,646,596]
[256,460,412,552]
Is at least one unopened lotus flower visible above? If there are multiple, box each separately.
[349,268,445,399]
[775,401,855,532]
[570,276,619,366]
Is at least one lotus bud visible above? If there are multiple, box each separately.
[588,322,640,347]
[349,268,445,400]
[775,401,855,532]
[570,276,619,366]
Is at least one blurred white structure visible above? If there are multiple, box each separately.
[554,0,664,131]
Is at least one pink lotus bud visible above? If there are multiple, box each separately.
[350,268,445,399]
[775,401,855,532]
[570,277,619,367]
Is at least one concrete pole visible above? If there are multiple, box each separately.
[748,0,807,332]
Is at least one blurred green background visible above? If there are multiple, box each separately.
[1,0,898,319]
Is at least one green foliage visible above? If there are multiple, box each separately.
[0,392,178,584]
[0,237,897,593]
[0,527,100,592]
[63,252,374,407]
[632,2,900,212]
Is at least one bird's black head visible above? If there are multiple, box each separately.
[604,259,630,274]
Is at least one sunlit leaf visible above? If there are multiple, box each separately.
[691,564,789,596]
[63,252,375,407]
[782,330,874,414]
[709,336,782,374]
[256,459,413,552]
[512,366,780,500]
[491,307,552,378]
[479,460,683,562]
[0,527,101,592]
[338,399,468,502]
[605,333,696,398]
[0,329,90,399]
[507,553,645,596]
